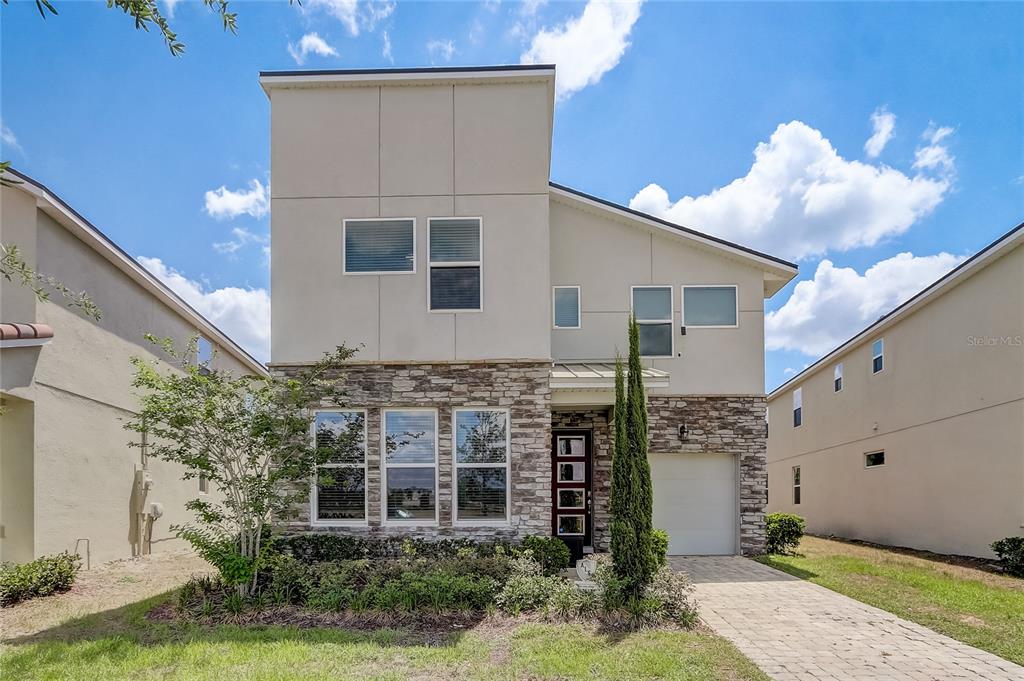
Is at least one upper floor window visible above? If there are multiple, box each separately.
[383,409,438,524]
[871,338,885,374]
[793,387,802,427]
[429,218,482,311]
[631,286,673,357]
[865,450,886,468]
[453,409,510,524]
[682,285,738,328]
[553,286,581,329]
[343,218,415,274]
[196,336,213,375]
[834,363,843,392]
[311,410,367,524]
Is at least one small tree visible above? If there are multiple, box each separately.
[125,335,356,597]
[610,316,658,598]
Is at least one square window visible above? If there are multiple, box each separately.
[683,286,738,327]
[557,515,585,536]
[385,467,436,520]
[455,468,507,521]
[558,489,585,509]
[557,437,585,457]
[865,451,885,468]
[344,219,415,273]
[558,461,586,482]
[553,286,581,328]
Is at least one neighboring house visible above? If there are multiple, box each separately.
[0,170,267,566]
[767,224,1024,558]
[264,65,797,558]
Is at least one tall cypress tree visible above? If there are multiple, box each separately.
[610,352,635,580]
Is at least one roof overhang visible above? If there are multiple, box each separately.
[549,183,798,298]
[551,362,669,406]
[259,64,557,96]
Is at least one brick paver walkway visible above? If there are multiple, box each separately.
[671,555,1024,681]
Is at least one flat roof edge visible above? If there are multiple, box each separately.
[259,64,555,78]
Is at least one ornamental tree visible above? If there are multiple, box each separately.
[125,335,356,597]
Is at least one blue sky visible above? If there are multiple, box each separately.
[2,1,1021,389]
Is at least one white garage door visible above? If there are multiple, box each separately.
[650,452,737,555]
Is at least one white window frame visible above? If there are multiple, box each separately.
[793,387,803,428]
[630,285,675,358]
[792,466,801,505]
[452,407,511,526]
[834,363,843,393]
[342,217,417,276]
[864,450,886,469]
[681,284,739,329]
[871,338,885,374]
[557,489,586,510]
[427,217,483,313]
[310,408,369,527]
[557,514,586,536]
[552,285,582,329]
[381,407,439,526]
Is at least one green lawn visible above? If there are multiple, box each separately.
[757,536,1024,665]
[0,594,767,681]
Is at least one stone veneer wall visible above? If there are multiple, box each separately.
[551,409,613,551]
[647,395,768,555]
[272,361,552,541]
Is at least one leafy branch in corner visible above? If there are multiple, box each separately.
[1,243,102,320]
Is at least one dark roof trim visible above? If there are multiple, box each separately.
[769,220,1024,397]
[5,167,267,373]
[549,182,798,270]
[260,64,555,78]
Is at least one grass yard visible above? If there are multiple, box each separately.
[0,596,767,681]
[757,535,1024,665]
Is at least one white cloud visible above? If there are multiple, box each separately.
[382,30,393,62]
[864,107,895,158]
[782,367,796,376]
[213,227,268,256]
[163,0,180,19]
[426,39,456,63]
[1,120,22,154]
[520,0,547,16]
[520,0,643,101]
[138,257,271,362]
[765,251,965,357]
[629,120,955,261]
[302,0,393,36]
[287,32,339,65]
[913,123,956,174]
[204,179,269,221]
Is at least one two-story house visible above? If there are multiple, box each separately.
[263,65,797,557]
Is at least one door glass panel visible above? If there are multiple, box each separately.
[557,437,585,457]
[557,461,585,482]
[558,489,585,509]
[557,515,585,536]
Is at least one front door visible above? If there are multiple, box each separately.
[551,430,592,561]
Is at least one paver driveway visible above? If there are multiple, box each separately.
[671,556,1024,681]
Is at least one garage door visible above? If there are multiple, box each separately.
[650,452,737,555]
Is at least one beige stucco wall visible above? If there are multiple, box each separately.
[1,186,255,565]
[767,243,1024,557]
[549,198,768,395]
[270,80,553,364]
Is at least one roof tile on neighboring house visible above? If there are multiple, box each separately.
[0,322,55,347]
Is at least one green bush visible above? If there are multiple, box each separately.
[544,579,600,620]
[495,553,563,615]
[991,537,1024,577]
[651,529,669,568]
[645,565,698,626]
[359,570,497,612]
[522,536,571,576]
[0,552,81,606]
[765,512,805,555]
[262,553,313,605]
[272,534,517,563]
[306,561,365,611]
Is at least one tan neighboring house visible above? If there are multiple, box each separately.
[264,65,797,558]
[0,169,267,566]
[767,223,1024,558]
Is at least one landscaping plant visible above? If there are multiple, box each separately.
[0,552,81,606]
[125,336,356,597]
[765,512,806,555]
[991,536,1024,577]
[522,536,572,576]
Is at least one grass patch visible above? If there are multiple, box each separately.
[757,536,1024,665]
[0,592,766,680]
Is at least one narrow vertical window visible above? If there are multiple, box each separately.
[311,410,367,524]
[196,336,213,375]
[872,338,884,374]
[383,409,438,523]
[198,474,209,494]
[453,409,510,523]
[631,286,674,357]
[793,388,802,428]
[792,466,801,505]
[553,286,581,329]
[834,363,843,392]
[429,218,482,311]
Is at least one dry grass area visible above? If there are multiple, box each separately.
[0,550,211,641]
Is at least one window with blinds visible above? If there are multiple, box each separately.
[453,409,509,523]
[682,285,738,327]
[383,409,438,523]
[429,218,481,311]
[311,410,367,524]
[632,285,674,357]
[343,219,415,274]
[553,286,581,328]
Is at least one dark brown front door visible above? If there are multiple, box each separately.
[551,430,592,560]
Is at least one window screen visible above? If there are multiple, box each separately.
[683,286,738,326]
[430,218,481,310]
[344,219,415,273]
[553,287,581,328]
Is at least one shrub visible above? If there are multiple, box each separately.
[592,559,629,611]
[272,534,516,563]
[544,580,599,620]
[495,553,563,615]
[991,537,1024,577]
[651,529,669,568]
[262,553,313,605]
[765,512,805,555]
[306,561,365,611]
[522,536,571,576]
[361,570,497,613]
[0,552,81,606]
[645,566,698,627]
